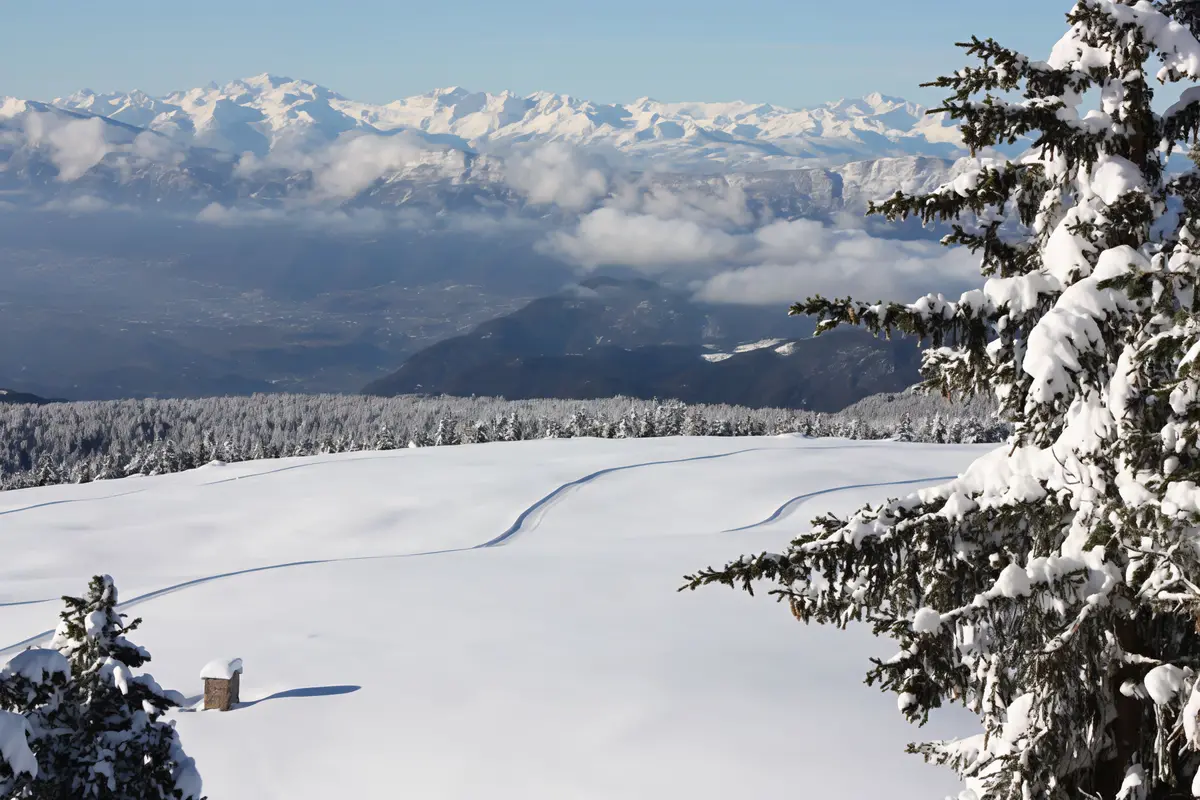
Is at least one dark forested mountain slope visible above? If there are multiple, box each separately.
[363,277,921,411]
[0,388,60,405]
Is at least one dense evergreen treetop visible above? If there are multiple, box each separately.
[687,3,1200,799]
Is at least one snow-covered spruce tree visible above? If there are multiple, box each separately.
[0,648,71,797]
[682,408,707,437]
[469,419,491,444]
[433,417,460,447]
[373,425,398,451]
[567,409,594,439]
[684,4,1200,799]
[46,576,202,799]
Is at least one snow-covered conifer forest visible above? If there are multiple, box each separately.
[0,391,1002,491]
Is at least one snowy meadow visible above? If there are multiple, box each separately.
[0,436,985,798]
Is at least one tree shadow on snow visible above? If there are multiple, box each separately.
[234,685,361,709]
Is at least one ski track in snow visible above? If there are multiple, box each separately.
[722,475,954,532]
[0,442,931,656]
[197,453,408,486]
[0,488,149,517]
[0,457,408,521]
[480,446,806,546]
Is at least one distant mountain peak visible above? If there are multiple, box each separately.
[42,77,959,169]
[0,77,977,206]
[243,72,294,86]
[862,91,905,107]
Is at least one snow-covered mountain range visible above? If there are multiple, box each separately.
[0,75,976,217]
[50,74,965,167]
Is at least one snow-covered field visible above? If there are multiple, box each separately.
[0,436,986,798]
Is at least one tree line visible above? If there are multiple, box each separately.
[0,391,1005,491]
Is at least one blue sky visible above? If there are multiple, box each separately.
[6,0,1071,106]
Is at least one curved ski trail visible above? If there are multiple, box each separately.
[0,446,792,655]
[723,475,953,532]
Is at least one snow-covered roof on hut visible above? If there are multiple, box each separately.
[200,658,243,680]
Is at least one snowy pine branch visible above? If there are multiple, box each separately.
[689,3,1200,799]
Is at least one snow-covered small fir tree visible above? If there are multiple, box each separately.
[374,425,398,451]
[469,419,491,444]
[45,576,202,800]
[635,407,657,438]
[433,418,460,447]
[0,647,70,796]
[656,401,687,436]
[685,4,1200,799]
[682,409,707,437]
[499,412,522,443]
[32,456,59,488]
[928,412,948,444]
[567,409,594,439]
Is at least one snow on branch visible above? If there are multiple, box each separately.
[687,3,1200,798]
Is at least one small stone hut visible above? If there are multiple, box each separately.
[201,658,243,711]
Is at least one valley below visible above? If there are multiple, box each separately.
[0,77,982,408]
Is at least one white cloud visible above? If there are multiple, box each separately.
[546,178,756,269]
[0,107,981,306]
[24,113,111,181]
[695,222,979,306]
[546,207,740,269]
[41,194,111,213]
[196,203,285,226]
[234,130,445,199]
[232,150,265,177]
[314,132,433,197]
[633,183,754,227]
[131,131,184,164]
[504,143,609,211]
[196,202,391,234]
[751,218,833,262]
[547,178,978,305]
